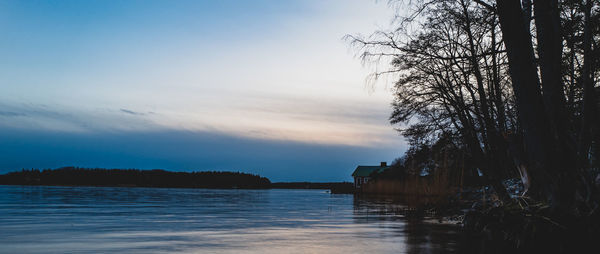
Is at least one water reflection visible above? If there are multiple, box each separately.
[0,186,462,254]
[353,195,463,254]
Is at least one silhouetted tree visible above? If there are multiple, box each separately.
[347,0,516,201]
[348,0,600,213]
[495,0,599,212]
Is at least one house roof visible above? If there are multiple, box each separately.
[351,166,389,177]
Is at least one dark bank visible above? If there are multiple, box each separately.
[0,167,357,191]
[0,167,271,189]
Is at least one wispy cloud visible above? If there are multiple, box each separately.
[0,103,161,133]
[0,111,26,117]
[0,0,401,148]
[120,108,146,116]
[0,97,399,148]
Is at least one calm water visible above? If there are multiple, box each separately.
[0,186,462,253]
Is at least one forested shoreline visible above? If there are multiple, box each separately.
[0,167,358,190]
[0,167,271,189]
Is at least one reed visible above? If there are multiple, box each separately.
[361,166,456,198]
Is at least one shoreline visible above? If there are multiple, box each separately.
[0,182,352,191]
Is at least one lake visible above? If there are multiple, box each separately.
[0,185,463,253]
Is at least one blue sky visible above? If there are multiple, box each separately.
[0,0,405,181]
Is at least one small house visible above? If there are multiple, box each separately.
[351,162,389,188]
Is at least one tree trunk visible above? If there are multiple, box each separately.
[533,0,568,131]
[577,0,599,205]
[496,0,567,208]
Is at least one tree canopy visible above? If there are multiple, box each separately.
[348,0,600,214]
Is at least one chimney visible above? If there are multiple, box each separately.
[380,162,387,167]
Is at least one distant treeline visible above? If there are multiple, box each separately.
[0,167,271,189]
[271,182,353,190]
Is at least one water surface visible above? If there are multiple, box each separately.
[0,186,461,253]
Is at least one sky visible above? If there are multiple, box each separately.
[0,0,406,181]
